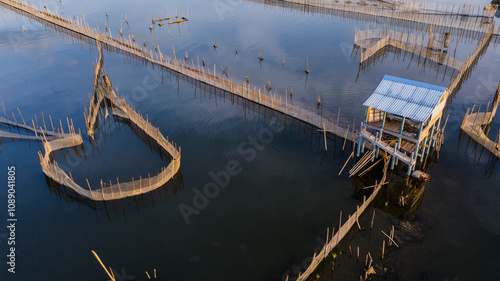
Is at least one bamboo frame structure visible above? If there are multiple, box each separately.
[37,45,181,201]
[461,82,500,158]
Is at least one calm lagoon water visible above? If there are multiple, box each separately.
[0,0,499,280]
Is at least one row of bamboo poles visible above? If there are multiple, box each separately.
[241,0,498,36]
[0,100,76,153]
[37,46,181,201]
[447,24,494,99]
[355,22,494,105]
[39,88,181,201]
[461,109,500,158]
[355,27,463,71]
[0,0,357,142]
[294,156,390,281]
[460,82,500,158]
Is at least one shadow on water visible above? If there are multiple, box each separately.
[457,128,499,178]
[44,171,184,222]
[44,88,183,220]
[349,149,440,218]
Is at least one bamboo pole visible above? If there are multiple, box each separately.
[382,240,385,259]
[2,102,8,121]
[100,179,105,200]
[91,250,115,281]
[338,151,354,175]
[370,210,375,229]
[381,230,399,248]
[323,122,327,151]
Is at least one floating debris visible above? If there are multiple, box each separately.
[258,48,264,61]
[168,19,186,24]
[153,17,171,23]
[411,170,430,181]
[398,192,407,207]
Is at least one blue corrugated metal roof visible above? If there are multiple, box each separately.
[363,75,447,122]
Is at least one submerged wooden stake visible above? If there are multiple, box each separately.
[381,230,399,248]
[371,210,375,229]
[382,240,385,259]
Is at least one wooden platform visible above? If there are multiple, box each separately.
[368,119,417,139]
[360,130,414,166]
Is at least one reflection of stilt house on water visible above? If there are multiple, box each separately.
[357,75,448,176]
[352,177,427,217]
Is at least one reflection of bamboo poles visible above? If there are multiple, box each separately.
[35,46,181,201]
[297,157,391,281]
[461,87,500,158]
[239,0,495,37]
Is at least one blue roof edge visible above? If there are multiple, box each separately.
[383,75,448,92]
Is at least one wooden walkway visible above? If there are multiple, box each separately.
[0,0,356,142]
